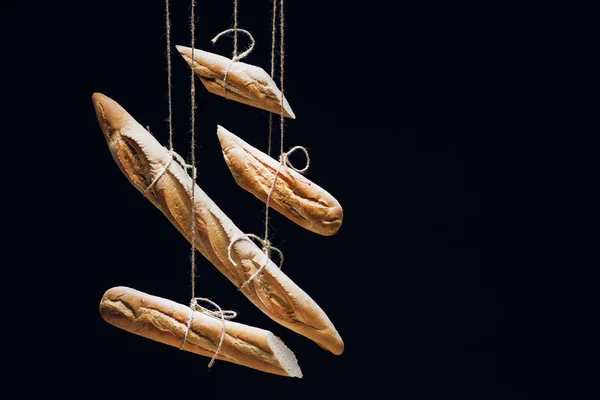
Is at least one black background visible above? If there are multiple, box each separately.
[4,0,597,398]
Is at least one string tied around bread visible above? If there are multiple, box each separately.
[211,28,256,99]
[261,144,310,225]
[227,233,284,291]
[143,147,196,197]
[179,297,237,368]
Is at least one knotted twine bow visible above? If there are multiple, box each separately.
[180,297,237,368]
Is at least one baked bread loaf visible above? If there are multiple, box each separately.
[217,125,343,236]
[92,93,343,355]
[100,286,302,377]
[176,45,295,119]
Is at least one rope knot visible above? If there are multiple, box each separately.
[180,297,237,369]
[261,239,272,254]
[143,147,196,197]
[227,234,284,291]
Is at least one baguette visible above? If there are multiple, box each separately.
[92,93,343,355]
[217,126,343,236]
[176,46,295,119]
[100,286,302,377]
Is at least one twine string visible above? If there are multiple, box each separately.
[179,297,237,368]
[268,0,277,156]
[233,0,238,58]
[189,0,198,301]
[183,0,235,369]
[165,0,174,151]
[162,0,236,370]
[211,28,256,62]
[227,234,284,291]
[260,0,286,270]
[143,148,194,197]
[211,29,256,99]
[225,1,297,290]
[280,145,310,174]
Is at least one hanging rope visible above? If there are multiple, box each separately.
[228,0,308,291]
[165,0,174,151]
[143,148,193,198]
[189,0,198,312]
[267,0,277,157]
[233,0,239,57]
[227,233,284,291]
[211,0,252,100]
[260,0,287,269]
[212,28,255,100]
[158,0,235,369]
[179,297,237,368]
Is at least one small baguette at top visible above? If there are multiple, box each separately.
[217,126,343,236]
[92,92,343,355]
[100,286,302,377]
[176,45,295,119]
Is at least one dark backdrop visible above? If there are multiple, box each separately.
[5,1,597,398]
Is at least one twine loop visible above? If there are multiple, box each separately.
[190,297,238,321]
[211,28,255,62]
[180,297,237,368]
[280,146,310,174]
[227,233,284,291]
[211,28,256,99]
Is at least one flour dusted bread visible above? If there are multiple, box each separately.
[176,46,295,118]
[217,126,343,236]
[92,93,343,355]
[100,286,302,377]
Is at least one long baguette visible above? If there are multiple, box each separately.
[217,125,343,236]
[91,93,344,355]
[100,286,302,377]
[176,46,295,119]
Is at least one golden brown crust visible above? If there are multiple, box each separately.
[176,46,295,119]
[99,286,302,377]
[92,93,344,355]
[217,126,343,236]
